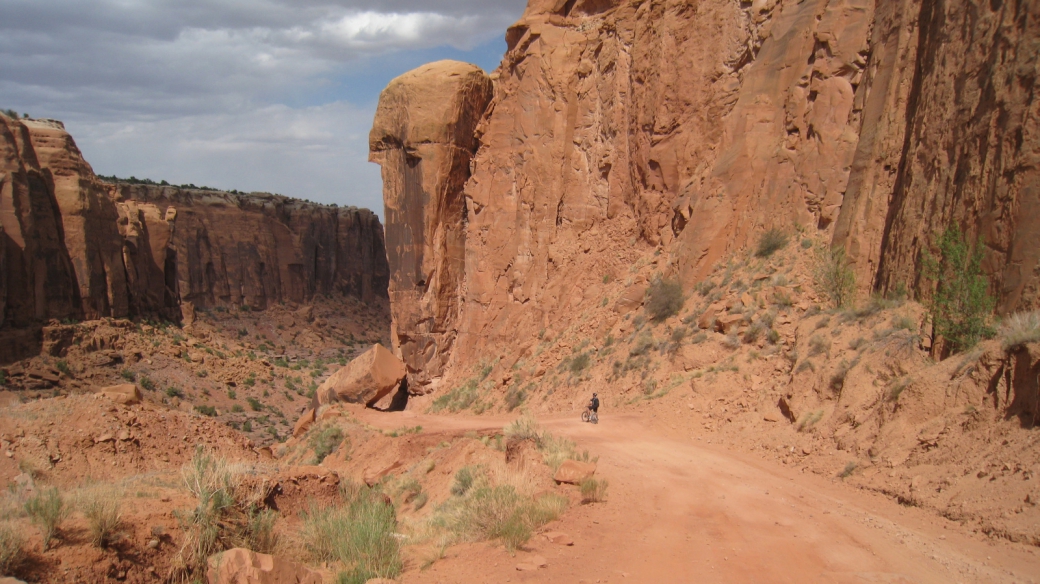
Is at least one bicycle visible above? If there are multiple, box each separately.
[581,408,599,424]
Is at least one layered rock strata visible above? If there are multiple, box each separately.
[372,0,1040,388]
[0,115,390,361]
[370,60,493,391]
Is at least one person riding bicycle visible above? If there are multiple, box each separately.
[587,393,600,417]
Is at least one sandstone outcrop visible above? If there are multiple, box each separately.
[369,60,493,392]
[0,113,390,362]
[96,383,141,406]
[206,548,322,584]
[314,343,407,407]
[553,460,597,485]
[372,0,1040,395]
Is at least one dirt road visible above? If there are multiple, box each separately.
[355,409,1040,583]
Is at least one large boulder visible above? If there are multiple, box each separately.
[553,460,597,485]
[315,344,406,407]
[207,548,322,584]
[96,383,141,405]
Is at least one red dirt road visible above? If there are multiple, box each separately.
[355,409,1040,583]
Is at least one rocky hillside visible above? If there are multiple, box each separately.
[370,0,1040,391]
[0,115,389,362]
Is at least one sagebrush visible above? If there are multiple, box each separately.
[0,522,26,575]
[646,277,683,322]
[813,245,856,309]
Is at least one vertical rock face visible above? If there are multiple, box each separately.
[369,60,493,391]
[373,0,1040,388]
[0,114,390,362]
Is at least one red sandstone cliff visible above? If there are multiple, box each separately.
[0,114,389,361]
[371,0,1040,390]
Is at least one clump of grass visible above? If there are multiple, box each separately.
[438,485,568,552]
[431,379,482,413]
[629,332,656,356]
[814,245,856,309]
[413,492,429,511]
[796,410,824,432]
[301,486,401,581]
[579,478,609,504]
[722,334,741,350]
[743,322,766,344]
[808,335,830,357]
[0,522,26,575]
[646,277,684,322]
[81,490,122,548]
[849,337,866,350]
[309,425,345,465]
[1000,311,1040,351]
[893,315,917,331]
[451,467,476,497]
[25,486,68,550]
[755,228,788,258]
[194,405,217,417]
[795,360,815,374]
[838,462,857,479]
[120,369,136,382]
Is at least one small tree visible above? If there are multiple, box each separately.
[813,246,856,309]
[645,277,683,322]
[923,225,994,354]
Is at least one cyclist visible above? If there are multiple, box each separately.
[586,392,600,421]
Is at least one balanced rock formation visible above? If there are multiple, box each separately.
[372,0,1040,393]
[313,343,407,407]
[0,113,390,362]
[369,60,493,392]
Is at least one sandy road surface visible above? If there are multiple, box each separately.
[354,409,1040,583]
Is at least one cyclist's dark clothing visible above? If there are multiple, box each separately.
[590,397,600,412]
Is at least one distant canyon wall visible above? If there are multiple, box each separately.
[0,115,389,360]
[371,0,1039,391]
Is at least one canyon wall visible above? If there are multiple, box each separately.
[0,115,389,361]
[372,0,1040,390]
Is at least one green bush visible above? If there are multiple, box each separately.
[451,467,475,497]
[120,369,136,382]
[247,397,263,411]
[309,425,345,464]
[139,376,156,391]
[755,228,788,258]
[645,277,684,322]
[813,246,856,309]
[25,487,68,550]
[923,226,995,353]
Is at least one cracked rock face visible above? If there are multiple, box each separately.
[0,115,390,362]
[373,0,1040,390]
[369,60,493,393]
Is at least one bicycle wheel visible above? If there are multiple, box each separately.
[581,410,591,422]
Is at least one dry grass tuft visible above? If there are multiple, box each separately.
[80,489,122,548]
[25,486,68,550]
[579,477,609,504]
[1000,311,1040,351]
[0,522,26,575]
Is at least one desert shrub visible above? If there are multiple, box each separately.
[25,487,68,550]
[743,322,766,344]
[0,522,26,575]
[166,387,183,398]
[81,490,122,548]
[247,397,263,411]
[630,332,656,356]
[893,315,917,331]
[139,376,156,391]
[646,277,684,321]
[808,335,830,357]
[766,329,781,344]
[451,467,476,497]
[813,246,856,309]
[887,378,910,402]
[838,462,857,479]
[242,420,252,432]
[309,425,345,465]
[796,410,824,432]
[439,485,567,552]
[830,360,851,395]
[413,492,429,511]
[1000,311,1040,351]
[795,360,815,373]
[504,417,543,445]
[755,228,788,258]
[55,360,71,376]
[301,488,401,580]
[722,334,741,350]
[195,405,217,417]
[431,379,481,413]
[568,352,591,374]
[503,387,526,412]
[690,332,708,344]
[579,478,609,504]
[849,337,866,350]
[120,369,136,382]
[801,238,813,249]
[923,225,995,353]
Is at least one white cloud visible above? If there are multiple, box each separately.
[0,0,527,214]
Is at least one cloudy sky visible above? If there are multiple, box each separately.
[0,0,527,215]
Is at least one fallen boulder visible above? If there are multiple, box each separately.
[96,383,141,405]
[315,344,406,407]
[206,548,322,584]
[292,408,315,438]
[553,460,597,484]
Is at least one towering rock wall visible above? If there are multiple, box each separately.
[369,61,493,389]
[372,0,1040,389]
[0,114,390,361]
